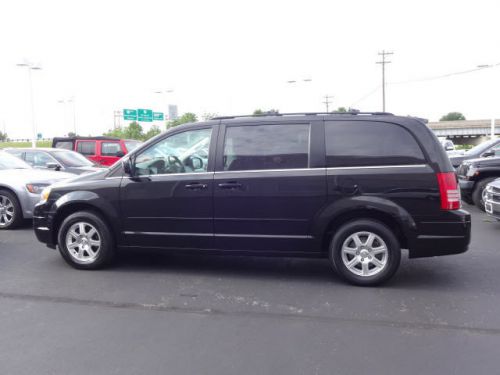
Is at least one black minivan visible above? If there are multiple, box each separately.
[34,112,471,285]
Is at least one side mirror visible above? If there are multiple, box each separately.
[116,151,125,158]
[190,156,203,170]
[46,162,61,171]
[482,150,495,158]
[123,158,135,176]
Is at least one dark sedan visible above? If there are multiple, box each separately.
[5,148,103,175]
[449,138,500,168]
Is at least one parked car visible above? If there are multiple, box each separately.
[438,137,456,154]
[52,136,142,167]
[457,156,500,210]
[34,112,471,286]
[484,178,500,220]
[449,137,500,168]
[4,148,103,175]
[0,151,73,229]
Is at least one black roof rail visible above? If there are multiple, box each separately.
[211,111,394,120]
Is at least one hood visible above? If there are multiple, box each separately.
[49,168,110,189]
[69,166,104,175]
[464,156,500,167]
[449,155,466,167]
[0,168,74,184]
[489,178,500,188]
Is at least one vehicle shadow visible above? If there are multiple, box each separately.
[111,248,471,290]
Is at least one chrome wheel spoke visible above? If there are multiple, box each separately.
[341,231,389,277]
[65,221,101,264]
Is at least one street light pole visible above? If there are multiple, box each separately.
[376,51,393,112]
[17,61,42,148]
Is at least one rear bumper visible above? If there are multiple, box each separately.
[409,209,471,258]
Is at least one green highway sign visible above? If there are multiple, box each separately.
[123,109,137,121]
[138,108,153,122]
[153,112,164,121]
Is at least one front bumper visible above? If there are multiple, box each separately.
[458,178,474,200]
[33,202,57,249]
[409,209,471,258]
[485,198,500,221]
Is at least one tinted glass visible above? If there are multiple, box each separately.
[25,151,54,167]
[53,150,95,167]
[101,142,122,156]
[325,121,425,167]
[77,141,96,155]
[54,141,73,150]
[223,124,309,171]
[134,128,211,175]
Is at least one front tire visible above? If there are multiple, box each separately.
[0,190,23,230]
[57,211,115,269]
[472,178,497,211]
[330,219,401,286]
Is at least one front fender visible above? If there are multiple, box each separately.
[52,190,121,235]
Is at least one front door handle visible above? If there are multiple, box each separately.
[218,182,243,190]
[185,183,208,190]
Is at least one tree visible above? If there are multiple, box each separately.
[167,112,198,129]
[336,107,348,113]
[104,121,144,140]
[440,112,466,121]
[67,132,77,137]
[202,112,218,121]
[143,125,161,140]
[253,109,279,115]
[0,131,7,142]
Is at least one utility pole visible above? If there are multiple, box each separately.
[323,95,333,112]
[376,50,393,112]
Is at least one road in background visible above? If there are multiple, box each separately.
[0,204,499,375]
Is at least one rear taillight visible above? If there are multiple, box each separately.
[436,172,461,210]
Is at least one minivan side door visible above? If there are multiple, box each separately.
[213,120,326,253]
[120,125,217,250]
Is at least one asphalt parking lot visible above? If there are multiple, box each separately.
[0,204,499,375]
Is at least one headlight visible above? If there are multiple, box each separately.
[40,187,52,203]
[26,183,49,195]
[466,166,478,177]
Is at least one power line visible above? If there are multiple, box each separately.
[323,94,333,112]
[376,50,393,112]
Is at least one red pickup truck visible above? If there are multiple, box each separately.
[52,136,142,167]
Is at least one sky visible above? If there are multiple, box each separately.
[1,0,500,139]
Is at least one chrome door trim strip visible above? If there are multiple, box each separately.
[327,164,428,171]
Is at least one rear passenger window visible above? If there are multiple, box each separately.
[325,121,426,167]
[101,142,121,156]
[223,124,309,171]
[54,141,73,150]
[77,141,96,156]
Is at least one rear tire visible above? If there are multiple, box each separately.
[57,211,115,269]
[0,190,23,230]
[329,219,401,286]
[472,178,497,211]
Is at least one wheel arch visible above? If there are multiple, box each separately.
[315,198,416,253]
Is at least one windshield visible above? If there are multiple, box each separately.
[466,139,499,155]
[52,150,96,167]
[0,151,32,170]
[125,141,142,152]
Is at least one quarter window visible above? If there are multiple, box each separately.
[325,121,426,167]
[134,128,212,176]
[223,124,310,171]
[77,141,96,156]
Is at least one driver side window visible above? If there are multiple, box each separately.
[134,128,212,176]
